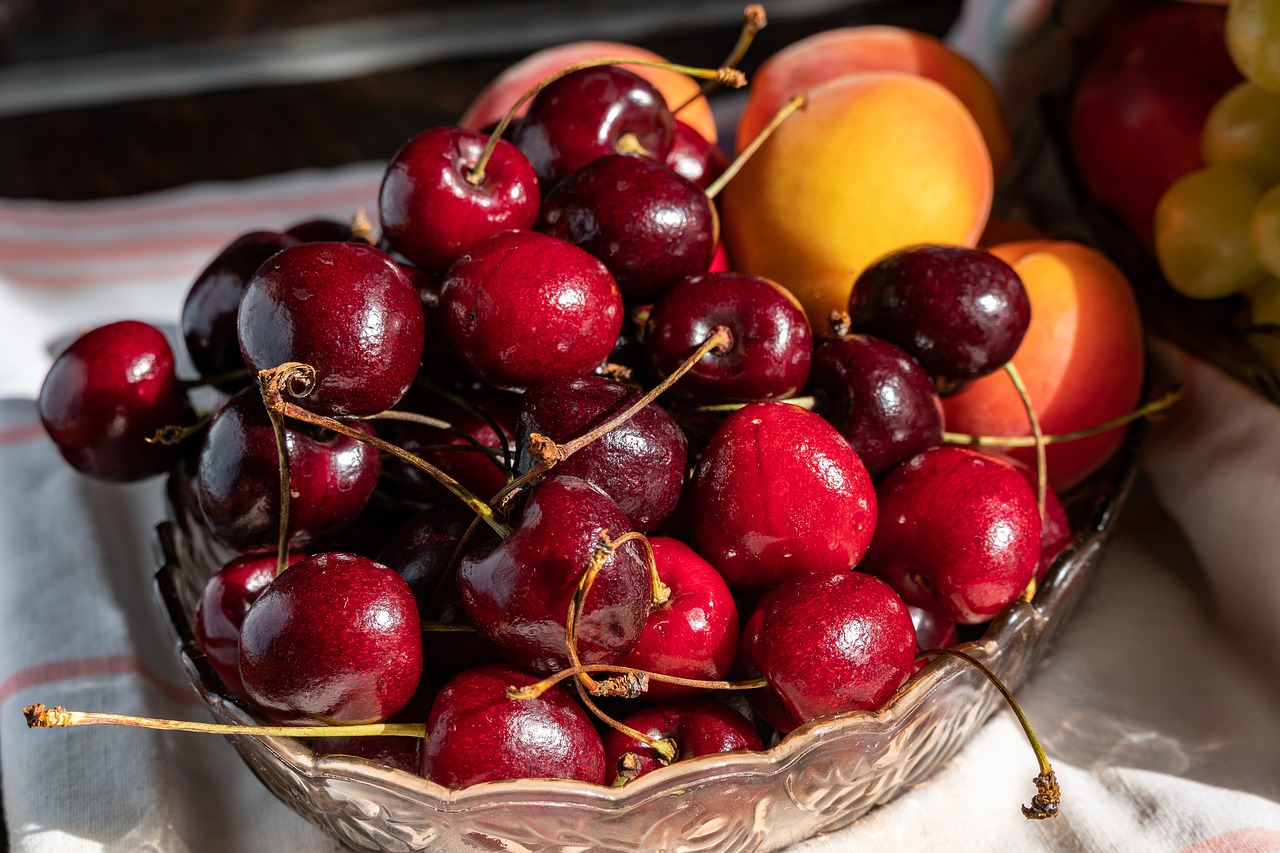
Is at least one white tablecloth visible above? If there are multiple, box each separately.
[1,165,1279,853]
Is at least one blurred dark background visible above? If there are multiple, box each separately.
[0,0,961,200]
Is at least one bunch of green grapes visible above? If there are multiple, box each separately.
[1155,0,1280,366]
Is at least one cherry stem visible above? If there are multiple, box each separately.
[257,363,513,538]
[419,380,517,475]
[144,416,211,446]
[941,386,1183,449]
[350,208,377,245]
[23,702,426,740]
[360,410,453,430]
[493,325,733,504]
[1002,362,1047,521]
[692,395,816,414]
[705,93,807,200]
[420,620,477,633]
[578,683,679,765]
[678,4,767,110]
[255,370,296,578]
[467,58,747,186]
[915,648,1060,820]
[506,663,766,701]
[178,368,251,391]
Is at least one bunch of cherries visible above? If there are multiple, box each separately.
[34,40,1075,815]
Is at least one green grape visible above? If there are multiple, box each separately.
[1155,166,1267,299]
[1202,82,1280,186]
[1226,0,1280,95]
[1251,183,1280,278]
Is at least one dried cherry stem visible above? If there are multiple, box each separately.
[677,4,767,109]
[692,396,816,414]
[495,325,733,503]
[942,387,1182,448]
[578,682,679,765]
[467,58,747,186]
[144,416,211,446]
[613,752,645,786]
[350,208,377,245]
[705,93,807,200]
[506,662,765,701]
[178,368,251,391]
[827,311,853,338]
[257,363,513,538]
[914,648,1060,820]
[23,703,426,740]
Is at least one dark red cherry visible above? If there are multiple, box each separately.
[617,537,738,701]
[862,446,1041,624]
[196,387,381,553]
[193,552,302,697]
[181,230,298,389]
[1004,455,1072,582]
[238,552,422,725]
[848,244,1031,389]
[238,241,425,417]
[457,475,652,675]
[380,127,541,273]
[316,677,441,775]
[514,65,675,189]
[38,320,191,482]
[536,153,716,303]
[691,402,876,589]
[602,700,763,783]
[807,334,943,478]
[646,272,812,402]
[664,120,729,191]
[514,374,686,533]
[397,263,477,390]
[742,570,916,726]
[423,663,606,787]
[440,230,622,391]
[284,218,361,243]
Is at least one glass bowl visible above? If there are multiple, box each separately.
[153,424,1144,853]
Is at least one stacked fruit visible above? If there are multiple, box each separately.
[30,9,1148,814]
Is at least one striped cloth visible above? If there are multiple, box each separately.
[1,165,1279,853]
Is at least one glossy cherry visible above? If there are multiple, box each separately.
[238,241,425,417]
[440,229,622,391]
[691,402,876,589]
[848,244,1031,390]
[423,663,606,787]
[514,374,687,533]
[379,126,541,272]
[514,65,675,189]
[646,272,813,402]
[195,387,381,553]
[807,334,943,478]
[664,119,729,191]
[862,446,1041,624]
[602,700,762,783]
[457,475,652,675]
[536,153,716,302]
[1005,455,1073,582]
[238,552,423,725]
[38,320,191,482]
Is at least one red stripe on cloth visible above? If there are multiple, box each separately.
[1180,829,1280,853]
[0,422,46,446]
[0,257,205,289]
[0,655,201,708]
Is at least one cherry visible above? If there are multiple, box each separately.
[192,552,303,697]
[195,387,381,553]
[741,570,916,727]
[238,241,425,418]
[664,120,729,191]
[908,604,959,674]
[457,475,652,675]
[807,334,943,478]
[423,664,606,787]
[690,401,876,589]
[1004,455,1072,582]
[514,374,687,533]
[440,229,622,391]
[514,65,674,189]
[848,244,1031,390]
[862,446,1041,624]
[181,230,297,389]
[536,153,717,302]
[379,126,541,272]
[238,552,422,725]
[616,537,738,701]
[315,677,440,776]
[398,263,476,390]
[284,218,361,243]
[602,700,762,783]
[38,320,191,482]
[646,272,813,402]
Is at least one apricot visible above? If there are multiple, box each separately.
[941,240,1145,491]
[458,41,716,143]
[719,73,993,330]
[735,26,1011,178]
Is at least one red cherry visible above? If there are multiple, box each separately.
[691,401,876,589]
[238,552,423,725]
[601,700,762,782]
[423,664,606,787]
[38,320,191,482]
[379,127,541,273]
[664,120,729,191]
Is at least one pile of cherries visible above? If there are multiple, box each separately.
[35,56,1073,794]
